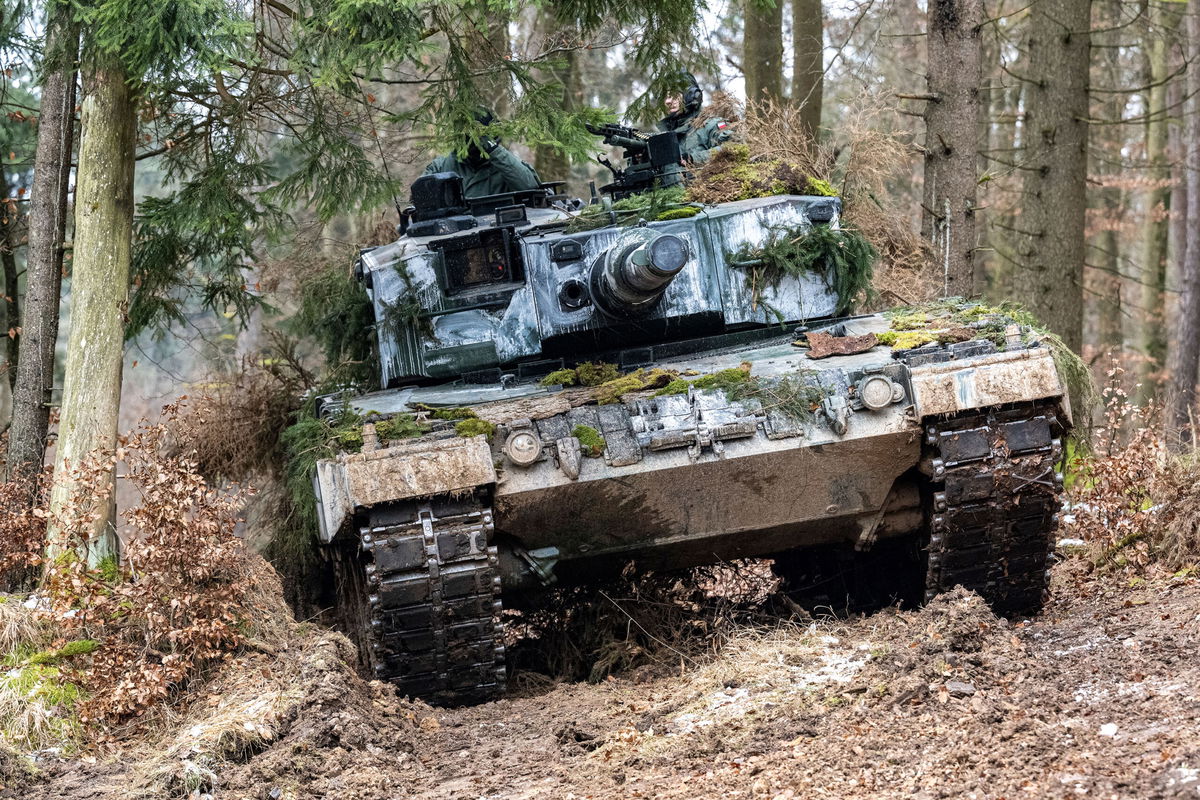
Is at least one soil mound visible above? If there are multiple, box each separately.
[218,634,429,800]
[0,743,36,797]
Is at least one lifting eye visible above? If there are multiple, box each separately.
[558,278,590,310]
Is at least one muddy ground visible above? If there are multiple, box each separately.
[14,559,1200,800]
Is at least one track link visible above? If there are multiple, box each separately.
[343,495,506,705]
[924,401,1066,616]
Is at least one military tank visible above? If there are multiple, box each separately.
[310,140,1071,706]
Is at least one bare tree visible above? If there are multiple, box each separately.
[1138,1,1184,404]
[1012,0,1091,352]
[745,0,784,104]
[7,7,78,487]
[1166,0,1200,445]
[791,0,824,137]
[922,0,983,297]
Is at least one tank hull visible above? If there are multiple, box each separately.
[314,310,1069,703]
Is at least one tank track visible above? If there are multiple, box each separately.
[924,401,1066,616]
[341,495,506,705]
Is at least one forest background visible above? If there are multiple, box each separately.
[0,0,1193,754]
[0,0,1193,559]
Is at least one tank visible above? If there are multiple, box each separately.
[310,165,1071,706]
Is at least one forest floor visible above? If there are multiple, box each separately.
[10,557,1200,800]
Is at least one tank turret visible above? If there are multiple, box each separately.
[360,176,844,385]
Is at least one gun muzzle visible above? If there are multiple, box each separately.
[591,232,690,317]
[606,134,648,151]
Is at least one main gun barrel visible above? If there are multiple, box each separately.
[590,232,690,317]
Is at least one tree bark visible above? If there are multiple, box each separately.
[1165,0,1200,445]
[791,0,823,137]
[7,7,79,487]
[981,34,1024,300]
[47,53,135,563]
[0,163,17,394]
[744,0,784,105]
[1012,0,1091,353]
[473,3,511,117]
[1089,0,1126,357]
[922,0,983,297]
[1167,73,1187,338]
[1137,1,1181,404]
[0,162,17,430]
[533,47,576,189]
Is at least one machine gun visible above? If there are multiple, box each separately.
[586,122,686,200]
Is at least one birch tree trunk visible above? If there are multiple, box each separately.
[744,0,784,105]
[7,7,79,487]
[47,53,135,562]
[922,0,983,297]
[1013,0,1091,353]
[791,0,824,137]
[1165,0,1200,445]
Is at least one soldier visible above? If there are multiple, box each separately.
[423,109,541,198]
[658,72,731,165]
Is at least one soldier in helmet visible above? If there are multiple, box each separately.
[423,108,541,198]
[658,72,731,165]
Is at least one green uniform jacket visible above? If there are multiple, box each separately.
[422,145,541,198]
[658,113,732,165]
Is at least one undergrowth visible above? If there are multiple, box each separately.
[1064,364,1200,572]
[286,260,377,386]
[0,406,274,746]
[508,561,780,684]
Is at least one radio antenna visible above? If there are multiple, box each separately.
[358,80,405,223]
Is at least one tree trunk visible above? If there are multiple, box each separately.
[47,54,135,563]
[1137,1,1181,404]
[981,35,1024,300]
[1012,0,1091,353]
[1167,73,1188,338]
[1165,0,1200,445]
[533,16,576,188]
[7,8,78,486]
[0,162,16,431]
[922,0,983,297]
[475,5,511,117]
[1089,0,1126,358]
[744,0,784,105]
[0,163,17,394]
[791,0,823,137]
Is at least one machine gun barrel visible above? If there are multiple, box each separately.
[590,232,690,317]
[605,134,648,151]
[586,123,651,152]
